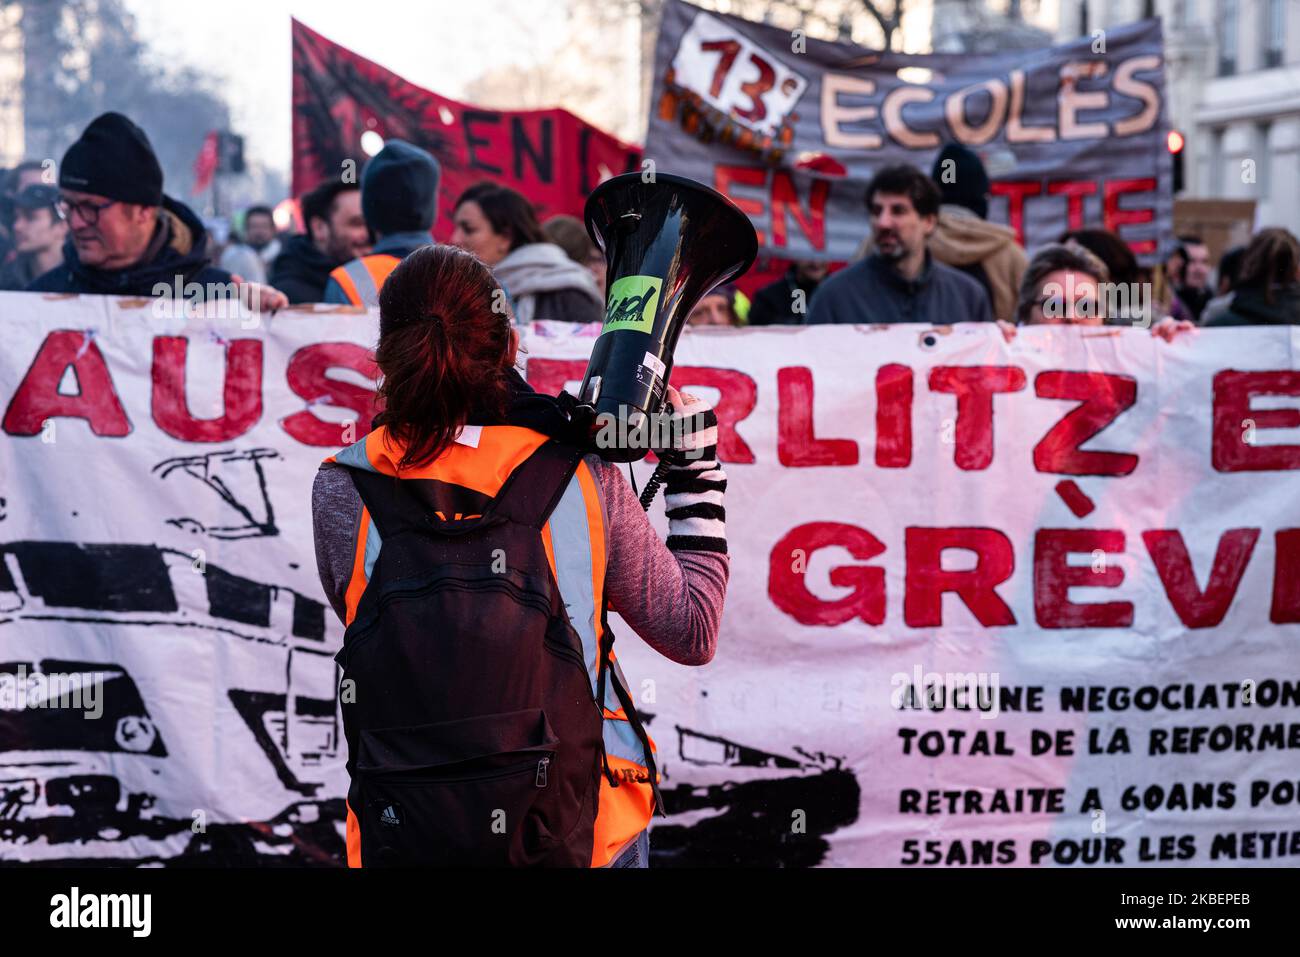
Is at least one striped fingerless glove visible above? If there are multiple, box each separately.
[662,392,727,555]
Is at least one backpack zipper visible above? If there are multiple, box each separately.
[365,754,553,787]
[341,576,552,667]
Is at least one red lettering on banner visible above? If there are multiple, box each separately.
[1054,479,1097,518]
[1047,180,1098,231]
[904,527,1017,627]
[762,521,1299,627]
[1142,528,1260,628]
[152,336,263,442]
[2,330,130,436]
[990,178,1155,255]
[777,366,858,467]
[876,363,913,468]
[1270,529,1300,623]
[769,522,885,626]
[524,358,588,401]
[714,164,768,245]
[700,39,742,97]
[1103,178,1157,255]
[1034,371,1138,475]
[770,170,829,251]
[523,360,757,463]
[1212,370,1300,471]
[673,366,757,464]
[929,365,1027,470]
[713,167,831,252]
[989,181,1041,246]
[280,343,380,446]
[1034,528,1132,628]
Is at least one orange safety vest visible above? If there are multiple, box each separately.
[328,253,402,307]
[324,423,658,867]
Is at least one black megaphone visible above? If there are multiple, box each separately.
[571,172,758,463]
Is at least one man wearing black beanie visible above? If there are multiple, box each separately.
[323,139,440,306]
[30,112,284,308]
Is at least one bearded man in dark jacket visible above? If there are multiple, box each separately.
[270,180,369,303]
[29,112,283,309]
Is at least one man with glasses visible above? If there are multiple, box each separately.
[0,185,68,291]
[28,112,285,310]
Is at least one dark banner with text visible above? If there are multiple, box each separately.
[647,0,1173,264]
[291,19,642,235]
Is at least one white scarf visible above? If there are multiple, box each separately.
[494,242,602,323]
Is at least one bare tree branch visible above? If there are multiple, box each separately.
[858,0,905,50]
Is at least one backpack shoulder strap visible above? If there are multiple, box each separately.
[344,466,422,540]
[490,440,586,530]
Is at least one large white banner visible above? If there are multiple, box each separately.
[2,293,1298,866]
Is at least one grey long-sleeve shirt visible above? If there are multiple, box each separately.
[311,455,728,666]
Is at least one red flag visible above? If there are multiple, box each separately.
[193,131,219,195]
[290,19,642,242]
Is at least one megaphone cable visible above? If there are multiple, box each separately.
[637,458,671,511]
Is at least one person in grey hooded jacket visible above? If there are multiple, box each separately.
[450,182,603,324]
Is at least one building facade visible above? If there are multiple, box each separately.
[1057,0,1299,229]
[0,3,24,167]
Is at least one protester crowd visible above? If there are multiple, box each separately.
[2,110,1298,335]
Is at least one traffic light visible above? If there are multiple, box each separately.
[217,132,246,175]
[1167,129,1185,195]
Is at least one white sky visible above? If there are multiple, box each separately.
[125,0,571,177]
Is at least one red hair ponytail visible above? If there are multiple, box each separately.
[373,244,513,470]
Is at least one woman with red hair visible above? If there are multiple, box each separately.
[312,244,727,868]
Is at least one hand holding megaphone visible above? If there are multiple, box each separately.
[657,386,717,467]
[636,385,721,510]
[575,172,757,468]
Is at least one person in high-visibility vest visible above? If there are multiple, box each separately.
[312,244,730,867]
[323,140,440,307]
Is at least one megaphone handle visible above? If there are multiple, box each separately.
[637,458,672,511]
[636,386,677,510]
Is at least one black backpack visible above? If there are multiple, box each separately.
[334,439,653,867]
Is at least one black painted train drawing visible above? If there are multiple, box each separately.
[0,540,346,865]
[0,540,860,866]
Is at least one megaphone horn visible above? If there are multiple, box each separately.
[573,172,758,464]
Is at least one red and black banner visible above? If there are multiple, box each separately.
[291,19,643,238]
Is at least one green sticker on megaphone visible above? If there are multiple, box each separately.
[602,275,661,335]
